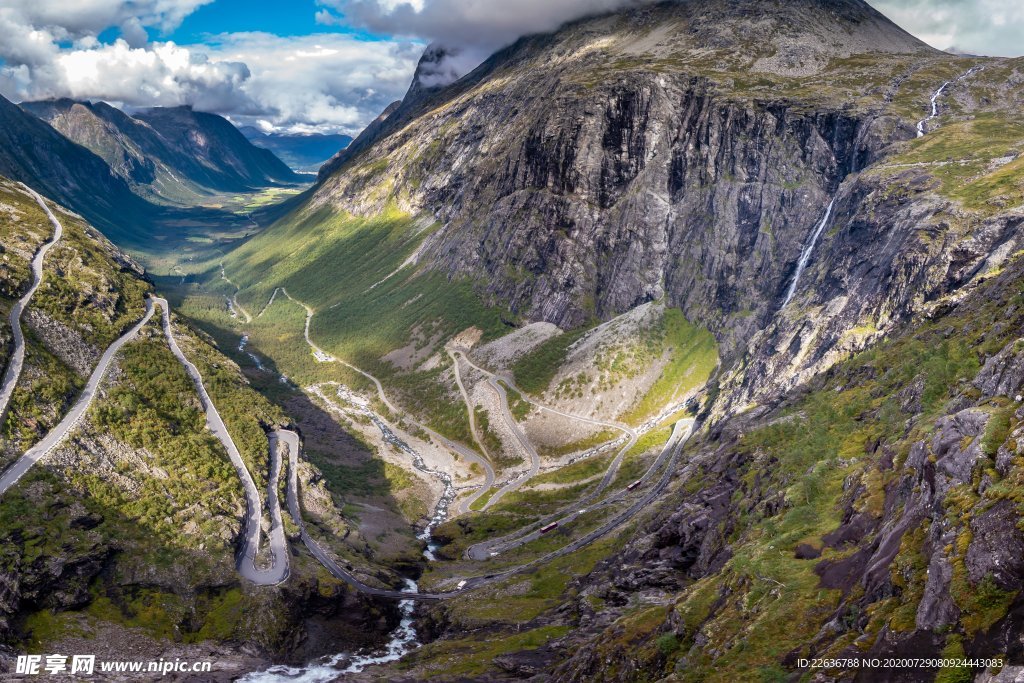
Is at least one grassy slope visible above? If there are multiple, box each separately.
[510,306,718,425]
[200,202,513,449]
[411,255,1024,682]
[0,180,304,653]
[581,263,1024,682]
[5,311,308,652]
[0,179,148,463]
[225,204,509,365]
[619,308,717,424]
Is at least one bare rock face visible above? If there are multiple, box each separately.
[915,535,959,630]
[975,338,1024,400]
[25,309,99,377]
[966,501,1024,590]
[302,0,1023,419]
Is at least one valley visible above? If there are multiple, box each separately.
[0,0,1023,681]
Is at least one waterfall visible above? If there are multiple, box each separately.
[916,66,983,138]
[917,81,951,137]
[782,199,835,308]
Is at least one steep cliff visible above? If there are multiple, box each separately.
[300,0,974,398]
[292,0,1024,419]
[0,95,155,235]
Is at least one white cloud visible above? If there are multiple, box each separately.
[1,0,1020,138]
[0,0,212,38]
[319,0,652,50]
[0,0,422,134]
[202,32,423,134]
[867,0,1024,56]
[49,40,253,112]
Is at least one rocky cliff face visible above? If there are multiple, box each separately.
[537,253,1024,680]
[397,246,1024,681]
[305,0,978,406]
[133,105,300,188]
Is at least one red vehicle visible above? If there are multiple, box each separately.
[539,522,559,534]
[627,480,642,491]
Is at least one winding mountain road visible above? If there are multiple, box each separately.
[0,300,155,496]
[468,418,692,560]
[153,296,287,585]
[462,358,542,511]
[274,414,695,601]
[0,208,694,601]
[270,288,495,512]
[206,282,702,599]
[450,350,645,530]
[0,185,63,423]
[447,348,493,465]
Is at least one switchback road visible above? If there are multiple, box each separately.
[0,185,63,423]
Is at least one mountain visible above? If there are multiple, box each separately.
[0,175,395,670]
[215,0,1024,676]
[269,0,946,396]
[239,126,352,173]
[4,0,1024,678]
[134,106,300,187]
[23,99,300,203]
[0,94,155,234]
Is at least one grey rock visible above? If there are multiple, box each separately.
[915,538,959,630]
[966,500,1024,589]
[975,338,1024,399]
[931,408,989,484]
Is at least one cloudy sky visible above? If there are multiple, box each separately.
[0,0,1020,135]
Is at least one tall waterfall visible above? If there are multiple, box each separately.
[782,199,836,308]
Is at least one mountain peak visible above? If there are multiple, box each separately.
[498,0,935,79]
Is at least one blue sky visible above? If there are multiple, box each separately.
[168,0,378,41]
[0,0,1021,136]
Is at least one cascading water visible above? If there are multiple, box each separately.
[782,199,836,307]
[238,335,266,371]
[916,65,984,138]
[238,580,421,682]
[917,81,951,137]
[240,384,454,680]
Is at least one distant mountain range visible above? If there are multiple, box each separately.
[239,126,352,173]
[22,100,300,204]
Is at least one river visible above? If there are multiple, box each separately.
[239,384,454,680]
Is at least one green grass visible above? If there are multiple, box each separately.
[490,480,596,515]
[410,534,627,674]
[501,381,533,420]
[528,452,615,487]
[0,179,50,296]
[33,211,149,347]
[1,332,83,458]
[538,428,620,459]
[172,319,287,492]
[402,624,570,676]
[885,113,1024,214]
[225,205,510,367]
[510,329,586,395]
[0,179,150,461]
[664,257,1024,681]
[86,323,246,545]
[619,308,718,424]
[468,486,496,511]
